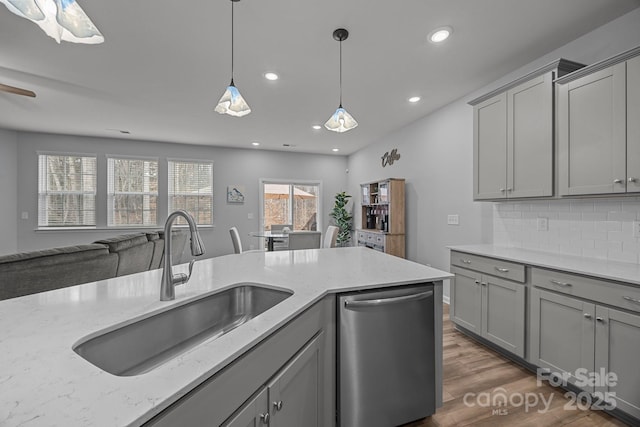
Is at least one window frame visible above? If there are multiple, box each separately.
[37,152,97,229]
[106,155,159,228]
[167,158,214,226]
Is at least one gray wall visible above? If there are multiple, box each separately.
[15,132,348,257]
[347,7,640,300]
[0,129,18,255]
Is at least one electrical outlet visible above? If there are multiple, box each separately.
[447,214,459,225]
[21,211,28,220]
[633,221,640,238]
[247,213,254,220]
[537,217,549,231]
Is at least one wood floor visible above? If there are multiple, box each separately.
[405,305,631,427]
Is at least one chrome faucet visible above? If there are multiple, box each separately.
[161,210,205,301]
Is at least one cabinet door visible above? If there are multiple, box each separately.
[558,63,626,195]
[474,93,507,200]
[628,56,640,192]
[594,306,640,419]
[268,332,323,427]
[529,288,595,391]
[450,267,482,334]
[222,388,269,427]
[480,275,525,357]
[507,73,553,198]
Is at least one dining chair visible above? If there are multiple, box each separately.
[323,225,339,248]
[229,227,243,254]
[287,231,322,250]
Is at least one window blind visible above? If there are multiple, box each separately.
[107,157,158,226]
[168,160,213,225]
[38,154,97,227]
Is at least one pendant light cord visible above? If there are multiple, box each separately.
[339,39,343,108]
[231,0,235,85]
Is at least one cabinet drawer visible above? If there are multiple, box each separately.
[531,267,640,313]
[450,251,525,283]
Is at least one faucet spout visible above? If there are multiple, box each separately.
[160,210,206,301]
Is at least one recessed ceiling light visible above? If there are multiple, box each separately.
[428,26,452,43]
[332,148,339,152]
[312,125,322,130]
[251,141,260,146]
[264,72,279,81]
[408,96,421,103]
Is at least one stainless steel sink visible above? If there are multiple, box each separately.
[73,284,293,376]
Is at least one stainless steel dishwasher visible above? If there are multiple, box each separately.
[338,283,435,427]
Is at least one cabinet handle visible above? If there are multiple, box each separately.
[584,313,592,319]
[500,188,506,193]
[629,177,637,183]
[461,259,472,264]
[614,179,623,184]
[507,188,512,192]
[596,317,605,323]
[495,267,509,273]
[550,279,572,287]
[481,282,487,286]
[474,280,480,285]
[623,296,640,304]
[260,412,270,424]
[273,400,283,411]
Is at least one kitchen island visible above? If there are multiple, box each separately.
[0,247,451,426]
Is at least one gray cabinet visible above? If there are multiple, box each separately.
[628,55,640,191]
[450,252,526,358]
[558,46,640,196]
[530,267,640,419]
[595,306,640,419]
[530,288,596,391]
[470,60,583,200]
[225,332,324,427]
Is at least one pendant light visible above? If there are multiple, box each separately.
[0,0,103,44]
[215,0,251,117]
[325,28,358,133]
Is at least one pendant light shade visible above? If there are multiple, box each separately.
[325,28,357,133]
[0,0,104,44]
[216,0,251,117]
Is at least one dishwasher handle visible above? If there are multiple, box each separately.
[344,289,433,308]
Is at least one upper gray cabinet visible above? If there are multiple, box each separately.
[557,46,640,196]
[470,59,584,201]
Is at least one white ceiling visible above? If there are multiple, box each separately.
[0,0,639,155]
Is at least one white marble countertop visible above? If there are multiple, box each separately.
[0,247,451,427]
[448,244,640,286]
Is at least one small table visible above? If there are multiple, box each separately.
[248,231,289,251]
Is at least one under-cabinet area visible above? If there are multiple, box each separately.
[449,246,640,424]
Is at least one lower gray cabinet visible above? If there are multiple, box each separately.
[594,306,640,419]
[224,332,324,427]
[529,288,596,391]
[530,288,640,418]
[451,266,525,358]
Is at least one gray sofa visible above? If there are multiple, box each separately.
[0,231,187,301]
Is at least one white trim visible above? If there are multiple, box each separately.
[442,295,450,305]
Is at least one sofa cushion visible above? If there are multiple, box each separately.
[94,233,154,276]
[0,244,118,300]
[146,232,164,270]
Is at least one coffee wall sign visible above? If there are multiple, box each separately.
[381,148,401,167]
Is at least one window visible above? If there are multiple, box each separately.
[261,181,320,231]
[38,154,97,227]
[107,157,158,226]
[168,160,213,225]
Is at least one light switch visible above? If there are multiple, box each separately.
[21,211,28,220]
[447,214,459,225]
[248,213,254,220]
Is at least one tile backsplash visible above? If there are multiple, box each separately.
[493,197,640,263]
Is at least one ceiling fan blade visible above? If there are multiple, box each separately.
[0,83,36,98]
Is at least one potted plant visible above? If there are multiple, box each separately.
[330,191,353,246]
